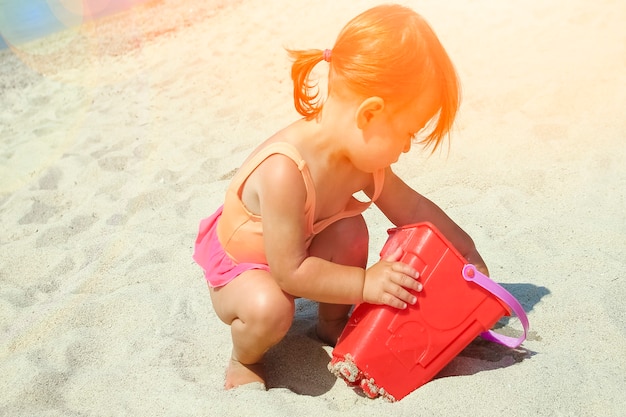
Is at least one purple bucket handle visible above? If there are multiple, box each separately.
[462,264,530,348]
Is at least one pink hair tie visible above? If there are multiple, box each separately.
[323,49,332,62]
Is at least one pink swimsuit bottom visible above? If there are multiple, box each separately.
[193,205,270,288]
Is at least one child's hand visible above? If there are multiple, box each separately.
[362,247,422,309]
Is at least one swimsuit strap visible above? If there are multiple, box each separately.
[370,168,385,201]
[311,168,386,235]
[230,142,316,231]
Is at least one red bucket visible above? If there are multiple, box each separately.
[329,222,521,401]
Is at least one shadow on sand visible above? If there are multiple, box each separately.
[437,282,550,379]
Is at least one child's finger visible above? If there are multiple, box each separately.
[391,261,419,280]
[382,286,417,309]
[380,293,409,309]
[395,273,422,292]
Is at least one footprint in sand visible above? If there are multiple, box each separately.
[35,214,98,248]
[37,167,62,190]
[18,199,61,225]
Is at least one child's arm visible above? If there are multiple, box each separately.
[372,168,489,276]
[250,155,421,309]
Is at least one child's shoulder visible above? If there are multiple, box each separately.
[249,121,312,162]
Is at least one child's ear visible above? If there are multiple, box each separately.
[356,97,385,129]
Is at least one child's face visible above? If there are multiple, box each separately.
[360,86,440,170]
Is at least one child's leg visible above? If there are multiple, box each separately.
[209,270,295,389]
[309,214,369,345]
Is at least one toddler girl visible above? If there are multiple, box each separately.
[193,4,489,390]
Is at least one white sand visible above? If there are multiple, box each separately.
[1,0,625,415]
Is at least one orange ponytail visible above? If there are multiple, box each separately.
[286,49,326,119]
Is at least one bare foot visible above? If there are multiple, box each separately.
[316,316,348,346]
[224,358,266,390]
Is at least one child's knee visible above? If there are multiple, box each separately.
[311,215,369,265]
[334,214,368,239]
[247,290,295,337]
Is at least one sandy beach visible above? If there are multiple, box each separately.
[1,0,625,415]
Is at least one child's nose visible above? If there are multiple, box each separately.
[403,138,412,153]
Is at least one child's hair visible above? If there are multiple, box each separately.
[287,4,460,150]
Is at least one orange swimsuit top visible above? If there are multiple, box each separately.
[216,142,385,264]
